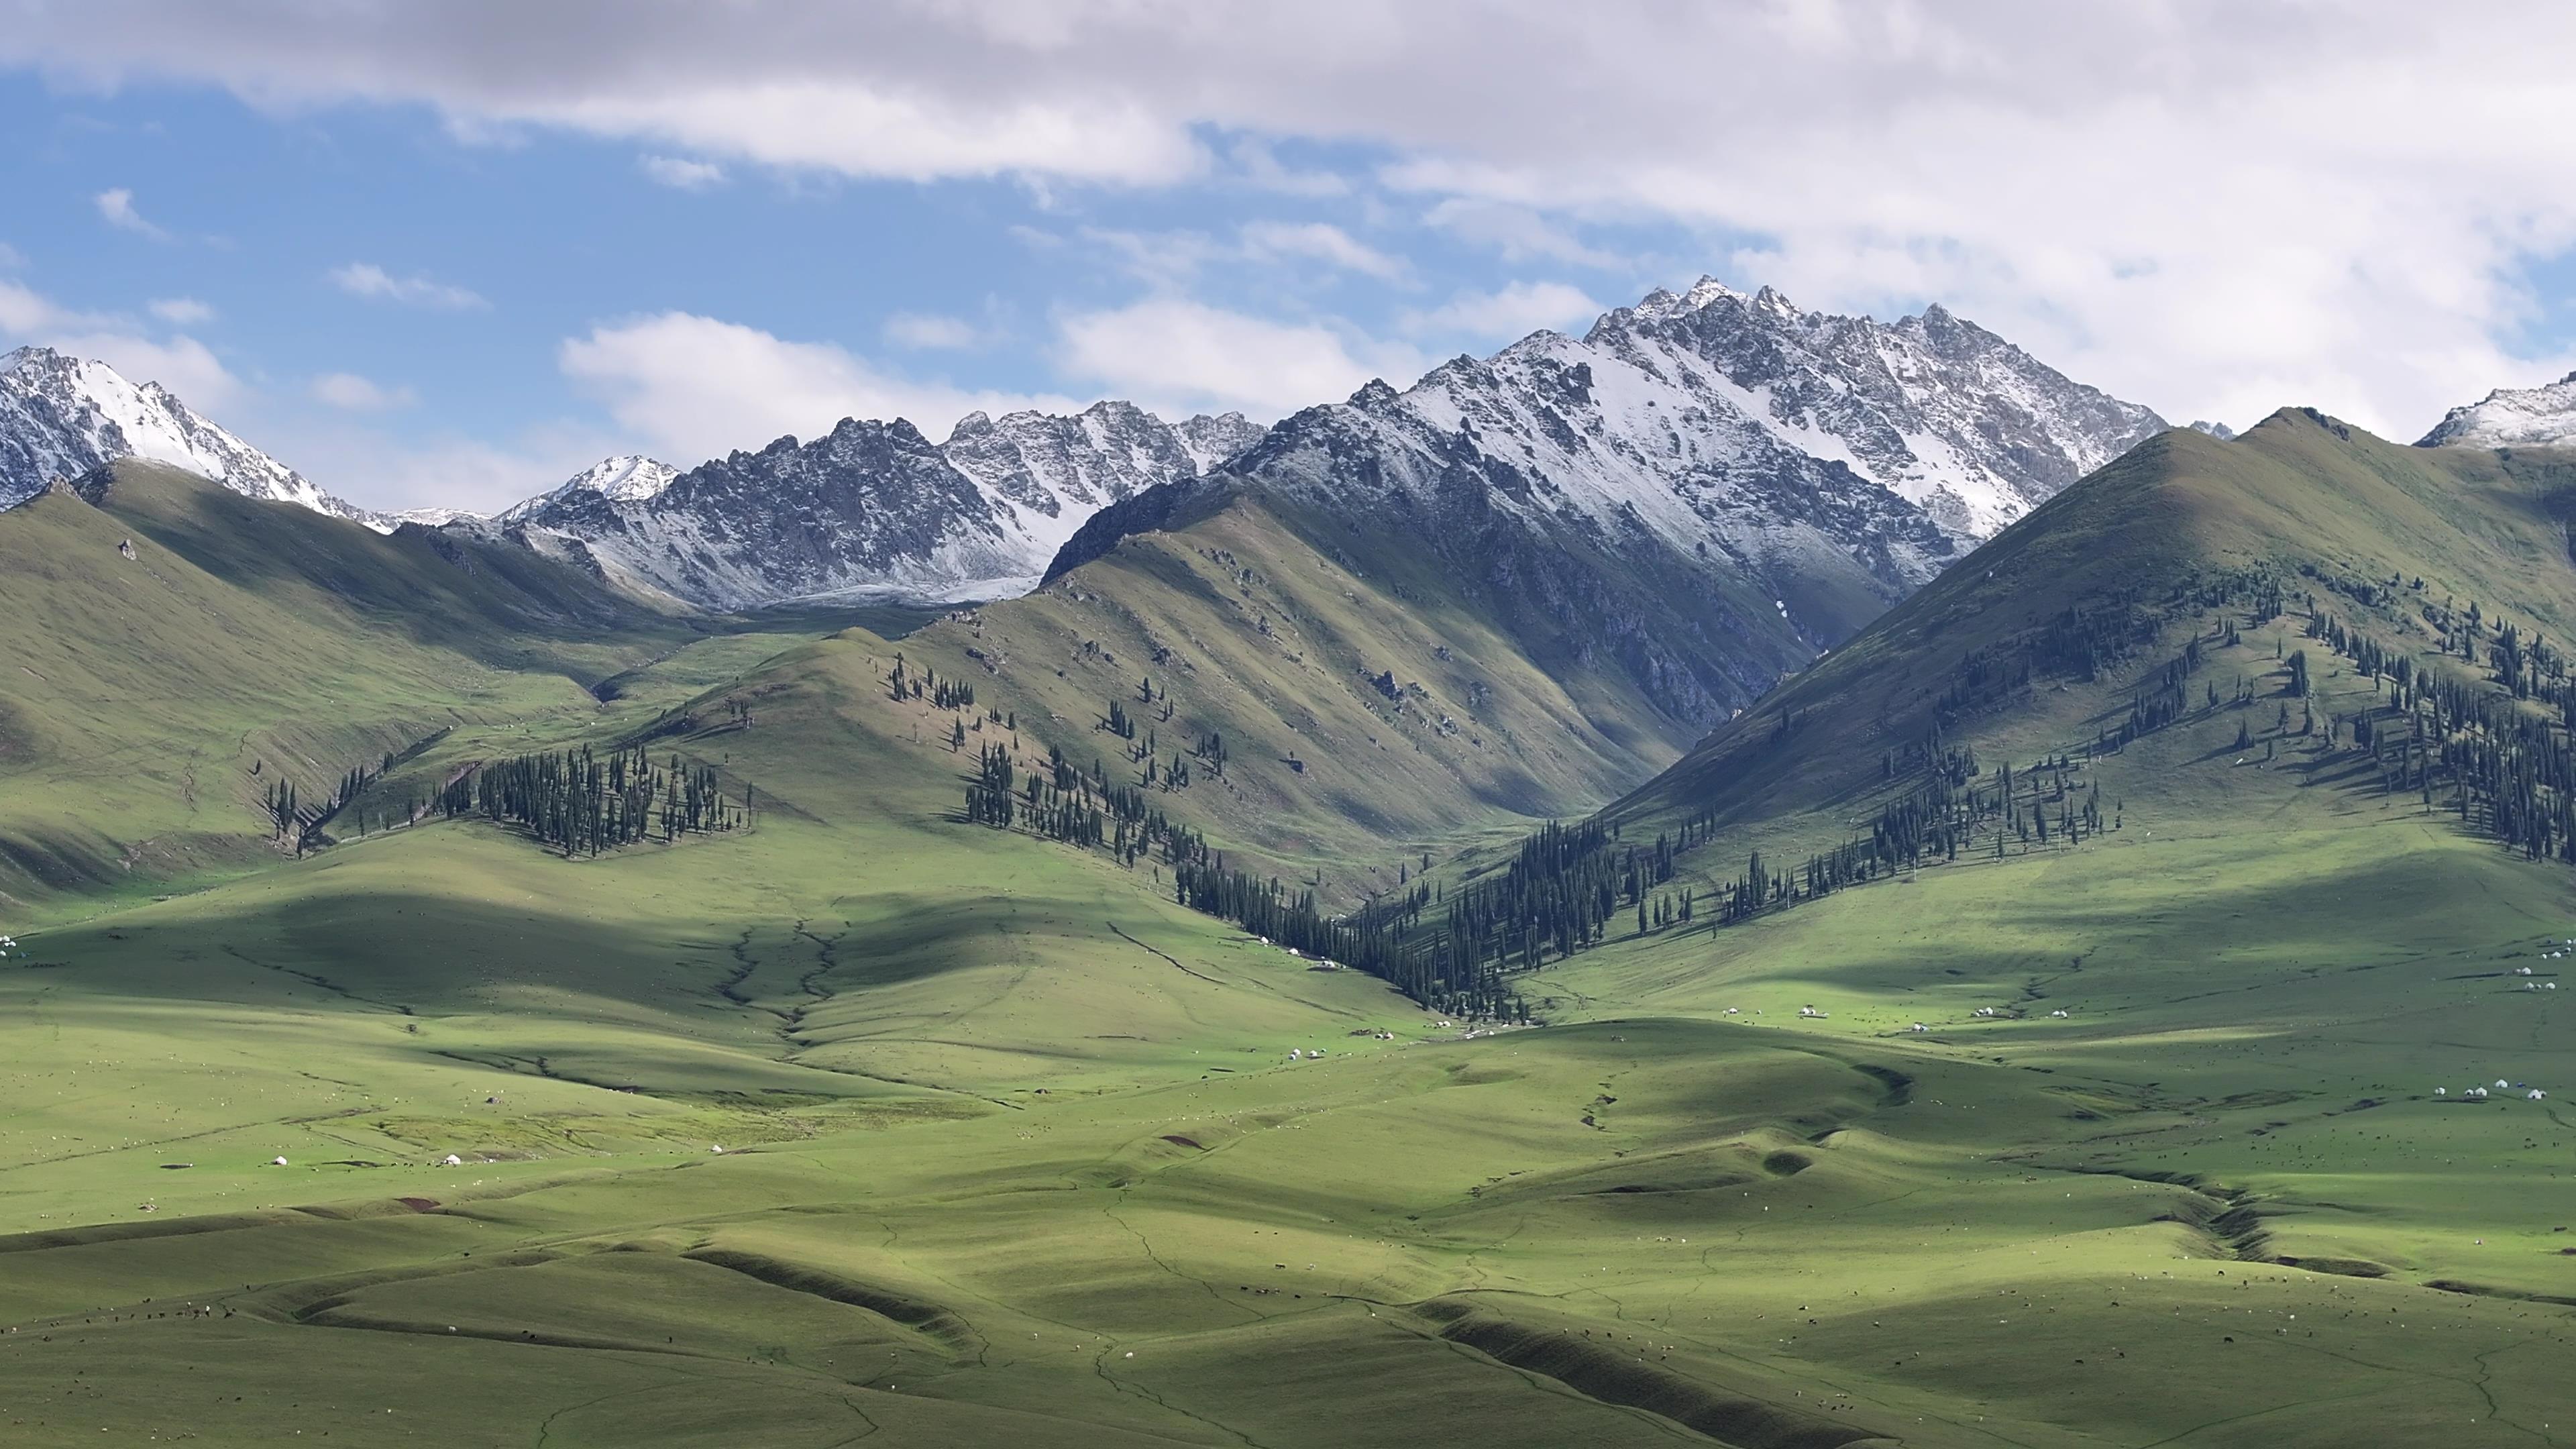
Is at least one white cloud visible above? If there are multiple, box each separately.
[559,311,1076,464]
[882,312,983,350]
[148,296,215,325]
[1057,299,1426,419]
[639,154,726,189]
[14,3,2576,431]
[1420,199,1623,270]
[539,81,1199,184]
[0,279,89,335]
[0,241,26,270]
[310,370,415,411]
[58,333,245,411]
[1401,280,1600,341]
[0,276,244,409]
[1239,221,1405,280]
[94,186,169,240]
[274,420,629,515]
[328,262,487,311]
[1227,138,1349,198]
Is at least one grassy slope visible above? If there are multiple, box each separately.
[8,425,2576,1445]
[0,462,770,916]
[1612,411,2576,850]
[871,490,1819,898]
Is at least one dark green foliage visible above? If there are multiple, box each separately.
[438,745,742,857]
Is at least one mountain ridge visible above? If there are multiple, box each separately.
[478,279,2166,614]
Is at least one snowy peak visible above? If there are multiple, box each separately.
[1173,411,1265,473]
[567,454,681,503]
[1574,280,2163,538]
[1219,275,2165,680]
[0,345,372,524]
[2418,370,2576,449]
[498,453,680,523]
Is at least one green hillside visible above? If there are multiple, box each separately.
[1619,411,2576,851]
[9,425,2576,1446]
[0,462,748,916]
[859,486,1820,899]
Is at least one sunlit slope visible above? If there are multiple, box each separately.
[828,488,1825,895]
[1613,411,2576,849]
[0,461,701,913]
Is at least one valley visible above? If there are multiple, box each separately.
[6,391,2576,1446]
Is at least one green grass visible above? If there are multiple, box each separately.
[11,426,2576,1444]
[877,490,1814,898]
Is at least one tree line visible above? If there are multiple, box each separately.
[433,744,747,856]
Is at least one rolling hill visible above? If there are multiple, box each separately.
[9,398,2576,1448]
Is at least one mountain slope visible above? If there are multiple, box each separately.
[788,290,2163,889]
[2419,368,2576,448]
[0,345,375,523]
[1602,411,2576,859]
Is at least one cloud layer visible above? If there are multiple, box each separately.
[10,3,2576,443]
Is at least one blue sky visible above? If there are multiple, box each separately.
[0,78,1703,510]
[3,3,2574,512]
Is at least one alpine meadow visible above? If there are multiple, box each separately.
[9,11,2576,1447]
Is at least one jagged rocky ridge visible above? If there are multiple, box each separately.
[2418,370,2576,449]
[472,402,1264,608]
[490,280,2161,613]
[0,346,376,524]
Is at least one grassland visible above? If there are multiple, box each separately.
[8,426,2576,1445]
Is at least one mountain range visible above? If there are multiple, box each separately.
[1,280,2172,621]
[462,401,1265,608]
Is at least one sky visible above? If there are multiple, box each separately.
[3,1,2576,515]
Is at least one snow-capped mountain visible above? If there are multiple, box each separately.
[1037,282,2166,726]
[498,455,680,523]
[1216,280,2161,616]
[472,279,2154,616]
[2418,370,2576,449]
[483,402,1265,608]
[0,345,374,523]
[1607,280,2161,539]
